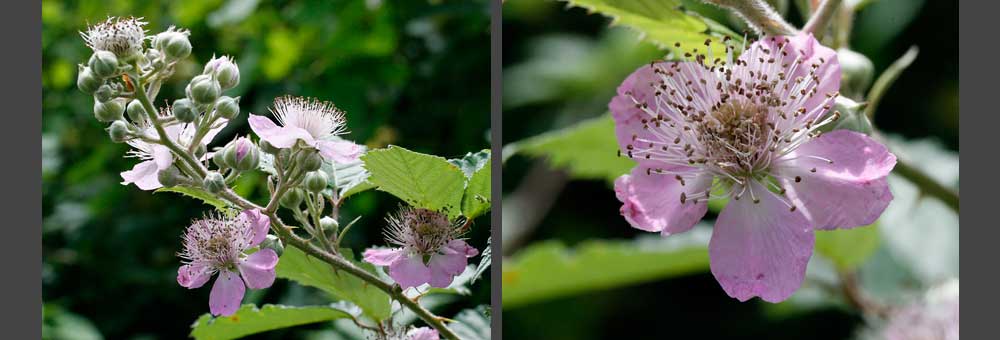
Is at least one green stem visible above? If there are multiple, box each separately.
[892,157,960,213]
[702,0,797,35]
[131,61,207,178]
[802,0,843,39]
[865,47,919,119]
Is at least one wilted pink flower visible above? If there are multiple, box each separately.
[610,33,895,302]
[121,117,228,190]
[248,96,363,163]
[363,207,478,289]
[407,327,440,340]
[177,209,275,316]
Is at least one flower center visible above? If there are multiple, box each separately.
[697,100,771,178]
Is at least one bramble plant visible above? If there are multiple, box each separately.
[77,16,490,340]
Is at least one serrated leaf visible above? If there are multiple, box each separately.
[448,306,491,340]
[560,0,733,54]
[814,223,881,271]
[325,158,375,199]
[275,247,391,321]
[155,185,231,209]
[505,113,634,183]
[502,227,711,308]
[362,146,466,218]
[462,158,491,219]
[471,237,491,284]
[449,150,491,178]
[190,304,352,340]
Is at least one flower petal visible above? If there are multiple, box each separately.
[614,166,710,235]
[407,327,440,340]
[177,264,212,289]
[248,114,314,148]
[239,249,278,289]
[427,252,468,288]
[709,181,814,303]
[120,160,162,191]
[363,248,405,266]
[152,145,174,170]
[388,254,431,289]
[776,130,896,229]
[241,209,271,246]
[316,139,364,163]
[209,270,245,316]
[203,118,230,145]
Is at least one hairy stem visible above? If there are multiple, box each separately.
[802,0,843,39]
[703,0,797,35]
[131,61,207,179]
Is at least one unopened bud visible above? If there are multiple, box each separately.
[77,66,101,94]
[279,188,305,209]
[88,50,119,79]
[319,216,338,231]
[224,137,260,172]
[172,98,198,123]
[155,29,192,61]
[188,75,221,105]
[260,234,284,257]
[304,171,328,193]
[94,98,126,122]
[212,149,230,169]
[214,96,240,119]
[295,150,323,172]
[838,48,875,99]
[203,56,240,90]
[194,144,207,159]
[203,171,226,193]
[94,85,114,103]
[126,99,147,123]
[157,165,183,188]
[108,120,129,143]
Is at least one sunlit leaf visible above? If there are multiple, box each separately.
[190,304,352,340]
[448,305,491,340]
[362,146,467,218]
[275,247,391,321]
[155,185,231,209]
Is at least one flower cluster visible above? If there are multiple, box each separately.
[610,33,895,302]
[364,207,478,289]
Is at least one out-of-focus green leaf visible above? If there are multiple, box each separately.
[814,224,880,271]
[189,304,352,340]
[505,113,634,183]
[275,247,391,322]
[448,305,491,340]
[155,185,231,209]
[362,146,467,218]
[43,304,102,340]
[559,0,733,54]
[502,227,711,308]
[207,0,261,28]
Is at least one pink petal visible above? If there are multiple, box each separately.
[152,145,173,170]
[388,254,431,289]
[239,248,278,289]
[709,181,814,303]
[776,130,896,230]
[613,166,710,235]
[209,270,246,316]
[203,118,230,145]
[316,140,364,163]
[442,239,479,258]
[408,327,440,340]
[241,209,271,246]
[427,252,468,288]
[120,160,162,191]
[247,114,314,148]
[363,248,405,266]
[177,264,212,289]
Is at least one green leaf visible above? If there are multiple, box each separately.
[505,113,634,183]
[362,146,467,218]
[449,150,491,178]
[814,223,880,271]
[155,185,231,209]
[327,158,375,199]
[462,157,491,219]
[502,228,710,308]
[448,306,491,340]
[190,304,352,340]
[471,237,491,284]
[275,246,391,321]
[559,0,733,54]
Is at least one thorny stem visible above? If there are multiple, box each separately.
[802,0,843,39]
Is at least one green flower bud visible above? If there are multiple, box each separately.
[189,75,221,105]
[203,171,226,193]
[319,216,338,231]
[94,85,114,103]
[822,96,873,135]
[108,120,129,143]
[172,98,198,123]
[259,140,281,155]
[155,29,192,61]
[295,150,323,172]
[279,188,305,209]
[223,137,260,172]
[260,234,284,257]
[88,50,119,79]
[94,98,126,122]
[126,99,147,123]
[203,56,240,90]
[214,96,240,119]
[212,149,230,169]
[838,48,875,99]
[157,165,183,188]
[77,66,101,94]
[304,171,328,193]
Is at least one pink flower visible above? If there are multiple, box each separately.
[121,118,228,190]
[610,33,896,302]
[363,207,478,289]
[248,96,363,163]
[407,327,440,340]
[176,209,275,316]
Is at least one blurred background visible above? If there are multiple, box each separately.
[42,0,490,338]
[501,0,957,339]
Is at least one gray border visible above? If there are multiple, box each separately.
[12,0,42,338]
[489,0,502,338]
